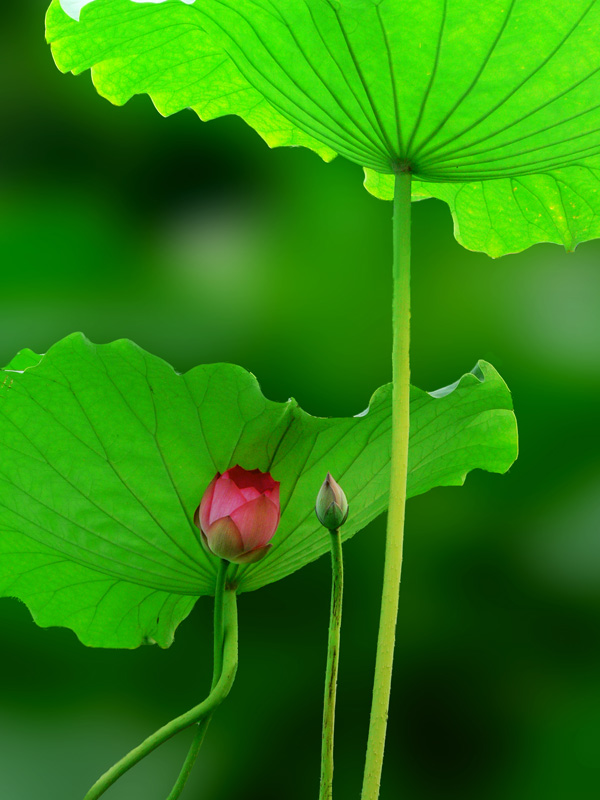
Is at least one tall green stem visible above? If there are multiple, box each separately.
[166,559,229,800]
[83,583,238,800]
[319,528,344,800]
[361,171,412,800]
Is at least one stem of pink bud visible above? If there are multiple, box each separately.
[167,559,230,800]
[361,171,412,800]
[83,564,238,800]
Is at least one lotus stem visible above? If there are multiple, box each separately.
[83,570,238,800]
[361,170,412,800]
[319,527,344,800]
[166,559,229,800]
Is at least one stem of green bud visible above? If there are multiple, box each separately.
[319,527,344,800]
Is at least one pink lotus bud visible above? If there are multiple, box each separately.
[194,466,281,565]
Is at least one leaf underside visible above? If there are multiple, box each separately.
[48,0,600,256]
[0,335,517,648]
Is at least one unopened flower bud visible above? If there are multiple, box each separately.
[194,466,280,564]
[315,473,349,530]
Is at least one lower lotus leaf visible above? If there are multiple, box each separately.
[0,334,517,648]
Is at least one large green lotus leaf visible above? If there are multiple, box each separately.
[3,349,44,372]
[365,165,600,257]
[0,334,517,648]
[47,0,600,256]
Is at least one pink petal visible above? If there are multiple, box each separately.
[226,465,278,493]
[232,544,272,565]
[240,486,261,502]
[264,483,280,508]
[198,474,219,533]
[204,517,245,561]
[230,494,280,550]
[209,477,247,524]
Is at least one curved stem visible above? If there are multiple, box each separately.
[319,528,344,800]
[361,171,412,800]
[166,560,229,800]
[83,584,238,800]
[212,560,229,686]
[166,718,212,800]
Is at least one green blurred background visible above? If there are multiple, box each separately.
[2,3,600,799]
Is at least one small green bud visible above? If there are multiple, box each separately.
[315,473,349,530]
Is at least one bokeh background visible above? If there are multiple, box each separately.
[2,3,600,799]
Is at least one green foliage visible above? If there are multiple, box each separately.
[3,349,42,372]
[48,0,600,256]
[0,334,516,648]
